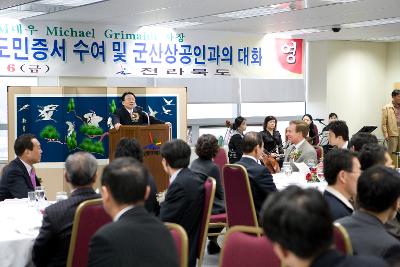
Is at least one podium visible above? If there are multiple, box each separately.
[109,125,171,191]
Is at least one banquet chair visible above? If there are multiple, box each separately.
[67,198,112,267]
[197,177,216,267]
[213,148,228,176]
[333,222,353,255]
[222,164,259,230]
[165,222,188,267]
[314,145,324,162]
[219,226,281,267]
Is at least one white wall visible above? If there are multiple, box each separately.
[307,41,390,138]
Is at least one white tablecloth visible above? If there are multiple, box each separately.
[0,199,43,267]
[273,172,327,192]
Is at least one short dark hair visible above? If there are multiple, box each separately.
[329,113,338,119]
[348,132,378,152]
[323,149,355,185]
[231,116,246,130]
[290,120,309,138]
[263,116,277,131]
[358,143,387,171]
[160,139,191,169]
[242,132,263,154]
[65,152,97,186]
[114,138,144,162]
[121,91,136,102]
[101,157,148,205]
[195,134,219,160]
[14,133,36,157]
[392,89,400,98]
[327,120,349,141]
[261,186,333,259]
[357,165,400,213]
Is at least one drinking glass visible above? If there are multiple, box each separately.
[282,162,292,176]
[35,186,45,202]
[307,159,316,169]
[56,192,68,202]
[27,191,36,207]
[317,166,325,181]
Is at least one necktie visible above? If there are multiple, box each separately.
[30,168,37,188]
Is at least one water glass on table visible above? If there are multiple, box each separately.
[282,161,292,176]
[35,186,45,202]
[307,159,316,170]
[27,191,36,207]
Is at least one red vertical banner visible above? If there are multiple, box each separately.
[275,39,303,74]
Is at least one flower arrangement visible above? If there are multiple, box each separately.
[289,149,302,161]
[306,167,320,183]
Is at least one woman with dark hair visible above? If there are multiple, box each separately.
[302,114,319,145]
[227,116,247,163]
[259,116,284,157]
[190,134,225,254]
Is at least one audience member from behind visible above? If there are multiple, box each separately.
[190,134,224,254]
[358,143,394,171]
[382,89,400,157]
[227,116,247,163]
[0,133,42,201]
[328,120,349,149]
[114,137,159,215]
[302,114,319,145]
[284,120,317,171]
[338,166,400,257]
[159,139,204,267]
[323,149,361,220]
[261,186,387,267]
[33,152,100,267]
[88,157,178,267]
[348,132,378,152]
[236,132,277,216]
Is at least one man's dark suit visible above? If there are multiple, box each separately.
[310,249,388,267]
[160,168,204,267]
[32,187,100,267]
[112,107,164,126]
[0,157,41,201]
[236,156,277,216]
[323,190,353,220]
[88,206,179,267]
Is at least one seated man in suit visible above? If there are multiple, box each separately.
[159,139,204,267]
[261,186,388,267]
[0,133,42,201]
[348,132,378,152]
[236,131,277,216]
[284,120,317,171]
[323,149,361,220]
[88,157,178,267]
[112,91,165,130]
[327,120,350,149]
[338,166,400,257]
[114,137,159,215]
[33,152,100,267]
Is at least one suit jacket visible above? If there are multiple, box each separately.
[33,187,100,267]
[0,157,41,201]
[259,130,284,154]
[337,210,400,257]
[236,157,277,216]
[310,249,388,267]
[284,139,318,171]
[190,158,225,214]
[160,168,204,267]
[145,174,160,215]
[323,190,353,220]
[228,132,243,163]
[88,206,178,267]
[111,107,164,126]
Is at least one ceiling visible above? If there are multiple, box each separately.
[9,0,400,41]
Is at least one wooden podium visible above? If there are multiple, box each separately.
[109,125,171,191]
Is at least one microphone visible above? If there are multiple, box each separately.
[314,118,324,122]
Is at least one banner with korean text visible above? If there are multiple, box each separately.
[0,20,303,78]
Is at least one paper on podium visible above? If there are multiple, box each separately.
[294,162,310,175]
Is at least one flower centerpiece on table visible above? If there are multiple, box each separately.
[306,167,320,183]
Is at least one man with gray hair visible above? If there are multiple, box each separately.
[33,152,100,267]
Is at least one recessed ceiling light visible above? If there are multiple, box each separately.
[342,17,400,28]
[215,5,291,19]
[0,9,45,19]
[151,21,203,28]
[35,0,107,7]
[364,36,400,41]
[268,28,323,36]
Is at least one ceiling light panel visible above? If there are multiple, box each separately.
[342,17,400,28]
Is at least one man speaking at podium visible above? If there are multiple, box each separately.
[112,92,166,130]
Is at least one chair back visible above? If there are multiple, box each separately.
[333,222,353,255]
[314,145,324,162]
[67,198,112,267]
[214,148,228,174]
[219,226,280,267]
[165,223,188,267]
[197,177,216,267]
[222,164,259,228]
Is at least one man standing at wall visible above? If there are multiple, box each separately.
[382,89,400,160]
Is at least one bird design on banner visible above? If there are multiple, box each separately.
[163,97,175,106]
[162,106,172,115]
[37,104,59,122]
[18,104,30,112]
[83,111,103,127]
[148,105,158,117]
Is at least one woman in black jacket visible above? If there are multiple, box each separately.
[227,116,247,163]
[259,116,284,165]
